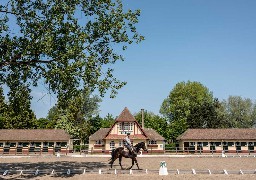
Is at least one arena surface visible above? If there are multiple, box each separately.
[0,155,255,179]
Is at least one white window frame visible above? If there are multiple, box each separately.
[110,141,115,149]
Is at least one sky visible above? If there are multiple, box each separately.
[6,0,256,118]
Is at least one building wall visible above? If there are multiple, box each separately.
[0,140,72,155]
[179,140,255,153]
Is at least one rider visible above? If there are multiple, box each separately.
[124,133,137,157]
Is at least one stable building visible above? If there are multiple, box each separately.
[89,107,165,153]
[0,129,73,155]
[177,128,256,153]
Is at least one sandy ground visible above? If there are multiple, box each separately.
[0,155,256,179]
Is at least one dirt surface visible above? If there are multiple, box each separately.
[0,155,255,179]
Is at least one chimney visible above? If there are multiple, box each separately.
[141,109,144,129]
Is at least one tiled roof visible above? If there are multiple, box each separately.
[144,128,165,141]
[89,128,110,141]
[177,128,256,140]
[115,107,137,122]
[105,134,147,140]
[0,129,71,141]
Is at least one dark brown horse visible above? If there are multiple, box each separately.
[109,142,148,170]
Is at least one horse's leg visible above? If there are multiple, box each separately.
[119,155,124,170]
[110,152,119,168]
[128,158,135,169]
[134,158,140,169]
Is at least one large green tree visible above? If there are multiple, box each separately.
[0,0,144,106]
[160,81,216,141]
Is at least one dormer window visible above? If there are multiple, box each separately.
[119,122,133,131]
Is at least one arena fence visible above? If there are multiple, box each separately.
[0,168,256,177]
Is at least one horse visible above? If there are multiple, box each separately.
[109,141,148,170]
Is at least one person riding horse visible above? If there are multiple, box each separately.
[124,133,137,157]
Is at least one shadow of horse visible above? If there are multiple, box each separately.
[109,142,148,170]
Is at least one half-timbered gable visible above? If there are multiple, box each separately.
[89,107,165,153]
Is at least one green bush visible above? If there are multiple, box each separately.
[73,145,89,152]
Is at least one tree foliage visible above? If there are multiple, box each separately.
[160,81,216,141]
[134,110,168,140]
[219,96,256,128]
[0,0,144,106]
[0,85,37,129]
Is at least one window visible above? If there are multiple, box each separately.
[222,142,228,146]
[235,142,241,146]
[189,142,195,146]
[203,142,208,147]
[119,140,123,147]
[228,142,234,146]
[197,142,202,147]
[119,122,133,131]
[248,142,254,146]
[110,141,115,149]
[95,140,102,145]
[149,140,157,144]
[60,142,67,147]
[215,142,221,146]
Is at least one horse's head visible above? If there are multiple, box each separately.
[135,142,148,152]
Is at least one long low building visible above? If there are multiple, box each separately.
[177,128,256,153]
[0,129,73,155]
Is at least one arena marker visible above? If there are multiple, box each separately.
[114,169,117,175]
[51,169,55,175]
[67,169,70,175]
[177,169,179,174]
[208,169,211,175]
[192,169,196,174]
[20,170,23,176]
[3,170,8,176]
[130,169,133,175]
[99,169,102,174]
[239,169,243,175]
[146,169,148,174]
[83,169,86,174]
[223,169,228,175]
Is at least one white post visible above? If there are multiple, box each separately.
[114,169,117,175]
[223,169,228,175]
[177,169,180,174]
[208,169,211,175]
[99,169,102,174]
[130,169,133,174]
[192,169,196,174]
[83,169,86,174]
[146,169,148,174]
[159,161,168,175]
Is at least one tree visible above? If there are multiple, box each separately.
[0,87,7,128]
[3,84,37,129]
[53,90,102,142]
[101,113,115,128]
[220,96,255,128]
[0,0,144,106]
[160,81,216,141]
[134,110,168,141]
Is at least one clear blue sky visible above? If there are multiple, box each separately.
[30,0,256,118]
